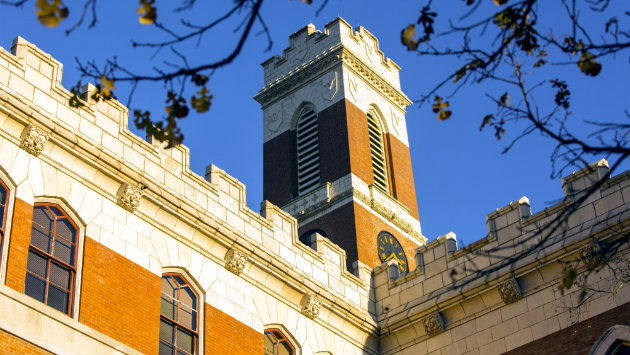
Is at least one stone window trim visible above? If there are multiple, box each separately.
[160,269,205,355]
[264,325,300,355]
[25,202,82,317]
[590,325,630,355]
[0,171,16,285]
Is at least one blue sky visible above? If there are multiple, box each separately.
[1,1,627,245]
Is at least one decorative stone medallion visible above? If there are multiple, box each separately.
[421,311,445,337]
[225,248,249,275]
[579,243,602,269]
[497,278,522,305]
[300,293,322,320]
[20,124,49,156]
[116,182,145,212]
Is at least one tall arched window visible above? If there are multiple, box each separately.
[367,110,389,192]
[264,328,296,355]
[25,203,78,315]
[160,274,199,355]
[296,106,321,195]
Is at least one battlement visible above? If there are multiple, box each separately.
[370,160,629,352]
[260,18,402,90]
[0,36,378,348]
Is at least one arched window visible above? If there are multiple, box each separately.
[25,203,78,315]
[367,110,389,192]
[296,106,321,195]
[160,274,199,355]
[265,328,296,355]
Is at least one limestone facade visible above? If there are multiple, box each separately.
[0,18,628,355]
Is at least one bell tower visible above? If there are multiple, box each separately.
[254,18,426,273]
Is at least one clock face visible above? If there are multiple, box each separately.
[377,232,408,276]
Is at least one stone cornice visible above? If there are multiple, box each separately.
[340,49,412,109]
[254,47,412,111]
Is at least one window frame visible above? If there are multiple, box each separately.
[160,271,203,355]
[25,202,80,316]
[264,328,297,355]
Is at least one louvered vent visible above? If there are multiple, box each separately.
[296,107,321,195]
[367,111,389,191]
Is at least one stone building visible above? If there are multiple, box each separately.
[0,17,628,355]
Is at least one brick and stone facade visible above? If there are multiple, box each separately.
[0,19,627,355]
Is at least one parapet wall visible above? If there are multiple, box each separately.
[0,36,378,354]
[371,159,630,354]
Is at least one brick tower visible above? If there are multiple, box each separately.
[254,18,426,273]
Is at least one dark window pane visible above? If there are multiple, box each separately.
[53,238,74,266]
[160,319,174,342]
[179,306,195,331]
[0,205,5,229]
[159,341,175,355]
[30,224,52,253]
[32,207,53,231]
[180,287,196,309]
[176,328,194,354]
[55,218,76,243]
[27,251,48,277]
[25,273,46,303]
[161,295,176,320]
[48,205,64,217]
[173,275,186,286]
[49,262,71,290]
[0,184,6,203]
[47,284,69,313]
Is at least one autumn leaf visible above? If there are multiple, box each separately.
[453,67,466,83]
[479,114,493,131]
[432,96,452,121]
[137,0,157,25]
[100,75,115,99]
[533,49,547,67]
[191,87,213,113]
[550,79,570,109]
[401,25,419,51]
[493,0,508,5]
[35,0,69,28]
[578,51,602,76]
[192,74,209,86]
[499,92,511,107]
[68,81,85,108]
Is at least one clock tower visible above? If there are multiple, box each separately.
[254,18,426,274]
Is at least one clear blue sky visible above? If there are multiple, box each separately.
[1,1,627,245]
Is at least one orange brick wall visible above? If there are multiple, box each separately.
[205,303,264,355]
[503,302,630,355]
[79,237,161,355]
[5,198,33,292]
[386,133,419,219]
[353,202,419,272]
[345,100,375,187]
[0,329,53,355]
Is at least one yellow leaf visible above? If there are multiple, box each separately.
[35,0,69,28]
[401,25,419,51]
[493,0,508,5]
[100,75,115,99]
[138,0,157,25]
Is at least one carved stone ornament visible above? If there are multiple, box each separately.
[300,293,322,320]
[421,312,445,337]
[20,124,49,157]
[497,278,522,305]
[116,182,145,212]
[579,243,602,269]
[225,248,249,275]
